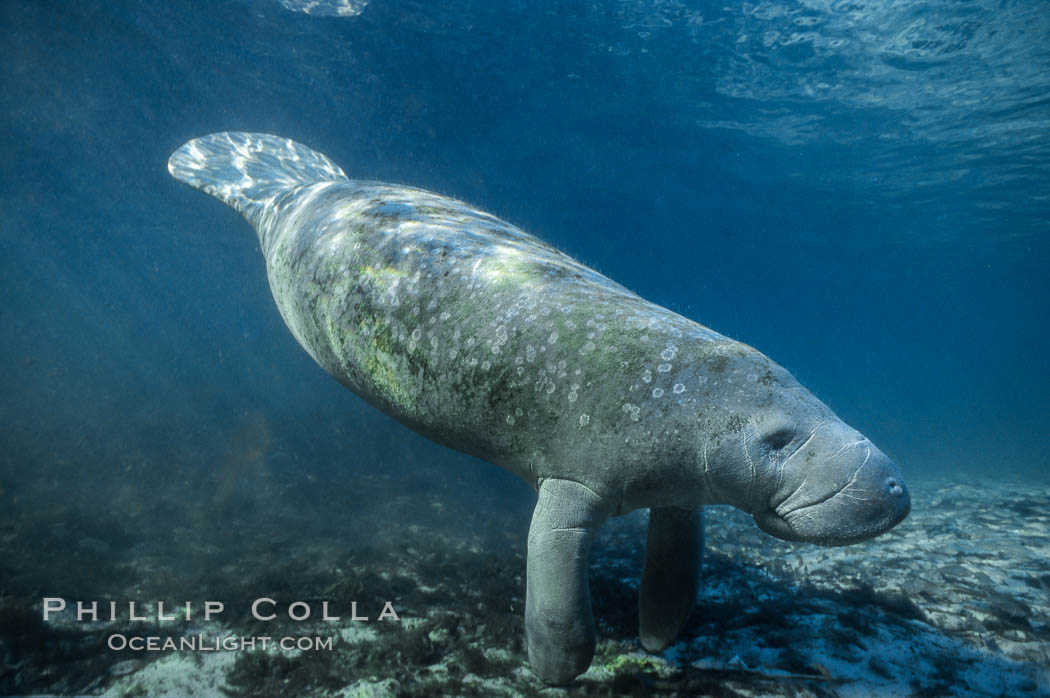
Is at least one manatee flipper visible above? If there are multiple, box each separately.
[167,132,347,227]
[525,479,611,685]
[638,506,703,652]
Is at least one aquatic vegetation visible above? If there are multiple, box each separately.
[1,466,1046,695]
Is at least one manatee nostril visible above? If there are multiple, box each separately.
[887,478,903,496]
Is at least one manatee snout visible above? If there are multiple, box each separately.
[756,427,910,547]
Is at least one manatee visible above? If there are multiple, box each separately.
[169,132,910,684]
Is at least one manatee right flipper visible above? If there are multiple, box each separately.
[525,478,613,685]
[639,506,703,652]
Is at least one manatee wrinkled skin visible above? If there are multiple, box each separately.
[169,132,910,685]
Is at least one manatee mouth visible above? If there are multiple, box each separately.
[752,508,805,543]
[754,474,911,547]
[753,507,893,547]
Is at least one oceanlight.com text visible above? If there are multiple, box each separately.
[107,633,335,652]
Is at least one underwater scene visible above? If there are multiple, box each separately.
[1,0,1048,696]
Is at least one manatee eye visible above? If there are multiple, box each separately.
[763,428,794,451]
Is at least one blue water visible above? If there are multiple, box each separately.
[3,0,1047,485]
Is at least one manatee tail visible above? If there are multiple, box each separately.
[168,132,348,225]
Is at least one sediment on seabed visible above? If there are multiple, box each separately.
[2,473,1047,696]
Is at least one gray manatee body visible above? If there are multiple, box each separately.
[169,132,910,684]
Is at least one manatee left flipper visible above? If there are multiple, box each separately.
[639,506,703,652]
[525,478,612,685]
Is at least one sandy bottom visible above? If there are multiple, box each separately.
[2,471,1047,697]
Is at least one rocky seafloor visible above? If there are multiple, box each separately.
[1,464,1048,697]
